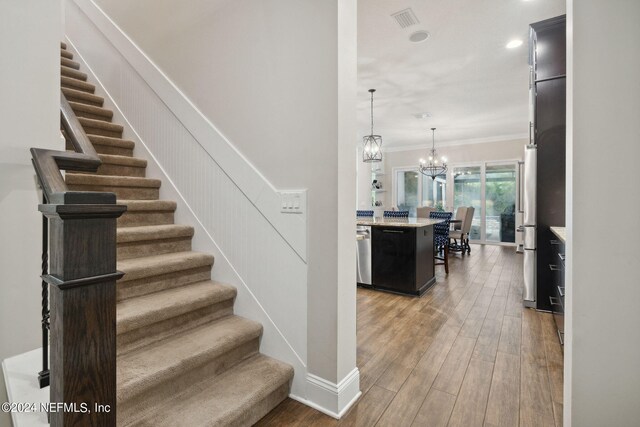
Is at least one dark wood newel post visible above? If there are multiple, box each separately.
[40,194,126,427]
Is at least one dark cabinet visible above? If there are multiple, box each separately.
[371,226,435,295]
[549,238,565,347]
[530,15,566,311]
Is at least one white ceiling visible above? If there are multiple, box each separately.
[357,0,566,150]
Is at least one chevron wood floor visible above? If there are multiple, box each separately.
[256,245,563,427]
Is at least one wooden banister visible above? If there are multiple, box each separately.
[31,90,126,426]
[31,92,104,204]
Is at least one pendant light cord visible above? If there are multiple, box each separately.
[370,90,374,135]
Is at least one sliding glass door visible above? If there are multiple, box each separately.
[394,168,446,216]
[452,162,518,244]
[453,166,482,240]
[485,164,517,243]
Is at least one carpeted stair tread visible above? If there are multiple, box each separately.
[117,315,263,402]
[69,101,113,120]
[117,280,236,335]
[61,57,80,70]
[117,200,177,212]
[88,134,134,149]
[78,116,122,132]
[60,41,67,49]
[61,75,95,93]
[117,224,194,243]
[62,87,104,107]
[99,154,146,168]
[61,65,87,81]
[66,173,160,188]
[132,354,294,427]
[117,251,214,283]
[60,48,73,59]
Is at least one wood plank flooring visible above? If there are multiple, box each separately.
[255,245,564,427]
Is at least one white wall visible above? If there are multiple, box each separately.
[359,138,526,209]
[566,1,640,426]
[0,0,61,425]
[87,0,359,415]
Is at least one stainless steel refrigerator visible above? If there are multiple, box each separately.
[522,144,537,308]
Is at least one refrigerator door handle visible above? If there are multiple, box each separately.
[517,161,525,213]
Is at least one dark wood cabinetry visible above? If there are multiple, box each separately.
[371,226,435,295]
[530,15,566,311]
[549,237,565,347]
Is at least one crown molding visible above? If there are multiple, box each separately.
[382,133,529,153]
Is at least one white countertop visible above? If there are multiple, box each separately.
[550,226,566,243]
[356,217,443,228]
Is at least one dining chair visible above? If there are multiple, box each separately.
[429,211,452,274]
[450,207,474,254]
[453,207,467,231]
[416,206,436,219]
[356,210,374,217]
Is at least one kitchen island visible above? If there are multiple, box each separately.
[357,217,442,296]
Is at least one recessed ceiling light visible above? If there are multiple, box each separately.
[414,112,432,119]
[409,31,430,43]
[506,39,523,49]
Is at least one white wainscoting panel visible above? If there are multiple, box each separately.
[64,0,308,395]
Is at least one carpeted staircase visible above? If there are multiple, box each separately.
[59,41,293,426]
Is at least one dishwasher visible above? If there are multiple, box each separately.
[356,225,372,286]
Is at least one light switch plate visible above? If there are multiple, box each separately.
[280,191,306,214]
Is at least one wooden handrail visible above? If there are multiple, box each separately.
[30,91,106,204]
[31,89,125,426]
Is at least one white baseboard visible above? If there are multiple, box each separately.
[292,368,361,419]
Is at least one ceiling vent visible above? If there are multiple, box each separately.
[391,8,420,29]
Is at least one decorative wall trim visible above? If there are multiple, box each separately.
[64,0,308,395]
[295,368,361,419]
[384,133,529,153]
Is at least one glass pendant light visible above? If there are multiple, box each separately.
[418,128,448,180]
[363,89,382,162]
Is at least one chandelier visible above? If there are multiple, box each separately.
[362,89,382,162]
[418,128,447,179]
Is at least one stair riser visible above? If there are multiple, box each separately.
[234,382,291,427]
[81,125,122,139]
[61,58,80,70]
[117,237,192,261]
[66,183,158,200]
[92,143,134,157]
[60,49,73,59]
[61,67,87,81]
[61,77,95,93]
[117,300,234,357]
[118,210,174,228]
[96,163,146,178]
[66,139,132,157]
[117,265,212,301]
[62,89,104,107]
[117,338,260,425]
[73,109,113,122]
